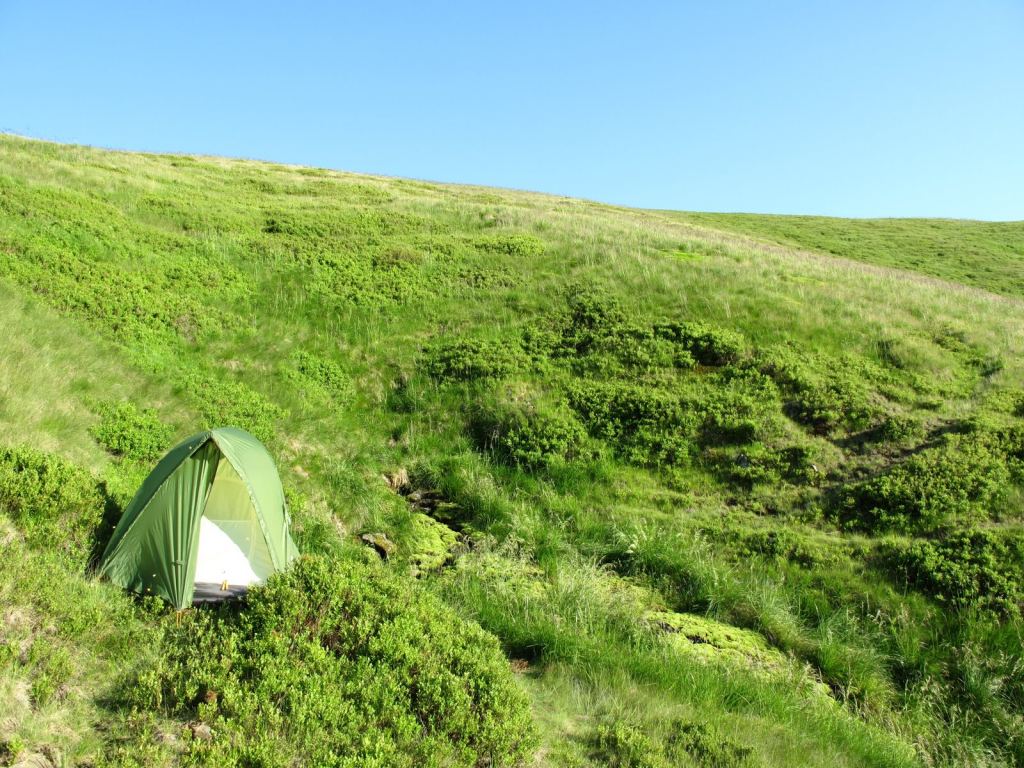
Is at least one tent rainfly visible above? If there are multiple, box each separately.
[100,427,298,610]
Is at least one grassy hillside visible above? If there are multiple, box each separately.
[664,211,1024,299]
[0,133,1022,767]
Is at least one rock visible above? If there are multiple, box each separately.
[360,532,396,559]
[189,722,213,741]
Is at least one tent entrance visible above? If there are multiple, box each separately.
[193,456,274,595]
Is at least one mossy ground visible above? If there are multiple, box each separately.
[0,134,1023,766]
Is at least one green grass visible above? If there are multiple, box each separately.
[663,211,1024,299]
[0,133,1023,767]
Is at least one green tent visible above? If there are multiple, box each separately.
[100,427,298,610]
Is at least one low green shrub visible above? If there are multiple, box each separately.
[696,370,781,446]
[0,241,248,346]
[100,459,151,515]
[424,337,523,382]
[991,425,1024,479]
[889,529,1024,615]
[285,349,354,403]
[735,528,823,567]
[128,555,537,767]
[971,354,1004,378]
[878,414,925,444]
[567,381,697,468]
[790,379,875,432]
[702,415,758,445]
[715,443,819,489]
[840,436,1010,532]
[454,263,515,290]
[576,325,685,376]
[554,294,700,374]
[519,323,562,364]
[0,446,104,563]
[178,373,284,443]
[757,347,877,431]
[592,720,667,768]
[592,718,754,768]
[666,720,755,767]
[473,233,545,258]
[90,401,174,461]
[286,246,427,308]
[25,640,74,707]
[560,292,629,351]
[472,400,588,469]
[652,321,745,366]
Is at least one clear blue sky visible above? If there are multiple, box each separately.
[1,1,1021,219]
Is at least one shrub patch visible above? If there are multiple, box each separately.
[424,337,524,382]
[839,436,1010,532]
[889,529,1024,615]
[90,401,174,461]
[0,446,105,564]
[127,555,537,767]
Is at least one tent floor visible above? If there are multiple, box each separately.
[192,582,250,603]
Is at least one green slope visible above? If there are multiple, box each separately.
[664,211,1024,299]
[1,134,1023,767]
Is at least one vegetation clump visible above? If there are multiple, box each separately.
[285,349,354,403]
[128,555,537,767]
[179,373,284,443]
[651,320,744,366]
[90,401,174,461]
[647,609,812,684]
[840,436,1010,532]
[592,717,755,768]
[877,414,925,444]
[406,512,460,574]
[757,347,877,431]
[994,424,1024,480]
[889,529,1024,615]
[472,398,589,469]
[473,233,545,258]
[425,337,524,382]
[553,293,698,374]
[713,442,819,489]
[567,381,697,468]
[0,446,104,563]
